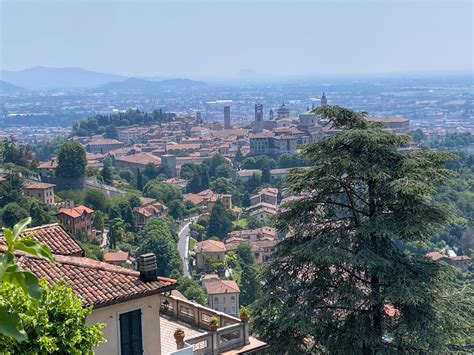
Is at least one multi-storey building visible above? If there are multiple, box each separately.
[57,205,94,237]
[368,116,410,134]
[195,239,226,271]
[23,180,55,205]
[204,279,240,316]
[133,202,168,228]
[85,138,124,153]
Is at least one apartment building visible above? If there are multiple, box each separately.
[23,180,55,205]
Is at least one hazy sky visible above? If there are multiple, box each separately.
[1,0,472,78]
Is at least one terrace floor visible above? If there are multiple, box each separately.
[160,314,207,354]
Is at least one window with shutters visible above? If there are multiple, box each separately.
[119,309,143,355]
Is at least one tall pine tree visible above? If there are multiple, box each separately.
[252,106,473,353]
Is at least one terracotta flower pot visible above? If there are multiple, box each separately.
[208,323,219,332]
[174,332,185,342]
[240,314,250,323]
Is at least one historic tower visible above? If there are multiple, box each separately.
[254,103,263,133]
[321,92,328,107]
[224,105,231,129]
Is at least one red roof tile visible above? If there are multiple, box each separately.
[16,254,176,308]
[58,205,94,218]
[24,180,56,189]
[103,251,129,263]
[195,240,226,253]
[0,223,83,256]
[204,280,240,295]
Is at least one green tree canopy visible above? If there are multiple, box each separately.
[174,276,207,305]
[100,156,113,184]
[205,153,230,179]
[56,142,87,179]
[0,281,105,353]
[252,105,474,353]
[0,172,26,208]
[210,177,233,194]
[237,242,255,266]
[143,181,182,205]
[84,188,110,213]
[136,218,182,276]
[1,203,29,228]
[239,264,258,307]
[207,200,232,239]
[108,218,126,249]
[143,163,160,181]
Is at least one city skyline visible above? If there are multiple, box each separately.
[1,0,472,78]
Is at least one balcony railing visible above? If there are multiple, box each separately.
[160,295,250,355]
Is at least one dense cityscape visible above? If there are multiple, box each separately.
[1,0,473,354]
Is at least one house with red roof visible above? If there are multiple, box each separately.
[203,279,240,316]
[133,202,168,228]
[195,239,226,271]
[57,205,94,237]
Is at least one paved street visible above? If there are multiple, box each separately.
[177,219,193,277]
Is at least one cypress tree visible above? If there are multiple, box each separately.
[136,169,143,191]
[207,199,231,239]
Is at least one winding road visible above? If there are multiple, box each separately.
[177,219,194,277]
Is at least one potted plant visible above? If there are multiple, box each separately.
[239,306,250,323]
[208,316,219,331]
[174,327,185,342]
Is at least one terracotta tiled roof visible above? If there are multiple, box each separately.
[88,138,124,145]
[0,223,84,256]
[16,254,176,308]
[195,240,226,253]
[451,255,470,261]
[426,251,447,261]
[204,280,240,295]
[197,189,215,197]
[183,193,205,205]
[103,251,130,263]
[116,152,161,166]
[58,205,94,218]
[139,196,156,206]
[258,187,278,197]
[38,159,58,169]
[134,202,167,217]
[170,289,188,301]
[24,180,56,189]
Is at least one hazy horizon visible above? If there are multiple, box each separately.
[1,0,472,79]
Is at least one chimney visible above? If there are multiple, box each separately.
[138,253,157,282]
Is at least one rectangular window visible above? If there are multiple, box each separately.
[119,309,143,355]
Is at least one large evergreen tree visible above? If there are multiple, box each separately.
[137,218,182,276]
[207,199,231,239]
[56,142,86,178]
[240,264,258,306]
[252,106,474,353]
[100,156,113,184]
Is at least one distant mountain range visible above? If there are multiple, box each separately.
[0,80,25,94]
[0,67,207,92]
[97,77,208,94]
